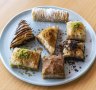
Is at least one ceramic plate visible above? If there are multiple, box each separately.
[0,6,96,86]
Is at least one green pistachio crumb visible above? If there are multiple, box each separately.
[16,48,30,59]
[71,22,82,30]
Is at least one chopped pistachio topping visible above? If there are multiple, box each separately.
[71,22,82,29]
[16,48,30,59]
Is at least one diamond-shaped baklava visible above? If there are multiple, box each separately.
[10,48,41,70]
[36,26,59,54]
[63,40,85,61]
[67,21,86,41]
[42,54,65,79]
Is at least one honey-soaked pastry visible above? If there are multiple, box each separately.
[32,8,69,22]
[36,26,59,54]
[10,20,34,48]
[10,48,41,70]
[67,21,86,41]
[42,54,65,79]
[63,40,85,61]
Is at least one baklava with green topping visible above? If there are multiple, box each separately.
[10,48,41,70]
[67,21,86,41]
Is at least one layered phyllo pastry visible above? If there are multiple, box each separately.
[10,20,34,48]
[10,48,41,70]
[32,8,69,22]
[42,54,65,79]
[63,40,85,61]
[67,21,86,41]
[36,26,59,54]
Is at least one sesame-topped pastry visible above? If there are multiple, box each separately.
[36,26,59,54]
[63,40,85,61]
[10,48,41,70]
[67,21,86,41]
[32,8,69,22]
[42,54,65,79]
[10,20,35,48]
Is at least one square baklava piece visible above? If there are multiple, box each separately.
[67,21,86,41]
[36,26,59,54]
[10,48,41,70]
[42,55,65,79]
[63,40,85,61]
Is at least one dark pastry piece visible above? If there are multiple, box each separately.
[63,40,85,61]
[42,54,65,79]
[10,20,34,48]
[10,48,41,70]
[67,21,86,41]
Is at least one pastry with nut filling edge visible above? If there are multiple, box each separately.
[36,26,59,54]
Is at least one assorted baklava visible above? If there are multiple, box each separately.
[10,48,41,70]
[67,21,86,41]
[42,54,65,79]
[9,8,86,79]
[36,26,59,54]
[10,20,34,48]
[63,40,85,61]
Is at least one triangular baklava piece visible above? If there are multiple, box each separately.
[37,26,59,54]
[10,20,34,48]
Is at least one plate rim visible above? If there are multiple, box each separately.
[0,6,96,86]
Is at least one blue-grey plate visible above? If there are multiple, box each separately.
[0,6,96,86]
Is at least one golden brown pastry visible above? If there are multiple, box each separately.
[10,48,41,70]
[63,40,85,61]
[10,20,34,48]
[42,54,65,79]
[36,26,59,54]
[67,21,86,41]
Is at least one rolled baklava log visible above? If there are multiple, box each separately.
[32,8,69,22]
[67,21,86,41]
[10,20,35,48]
[63,40,85,61]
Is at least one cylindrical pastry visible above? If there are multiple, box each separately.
[32,8,69,22]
